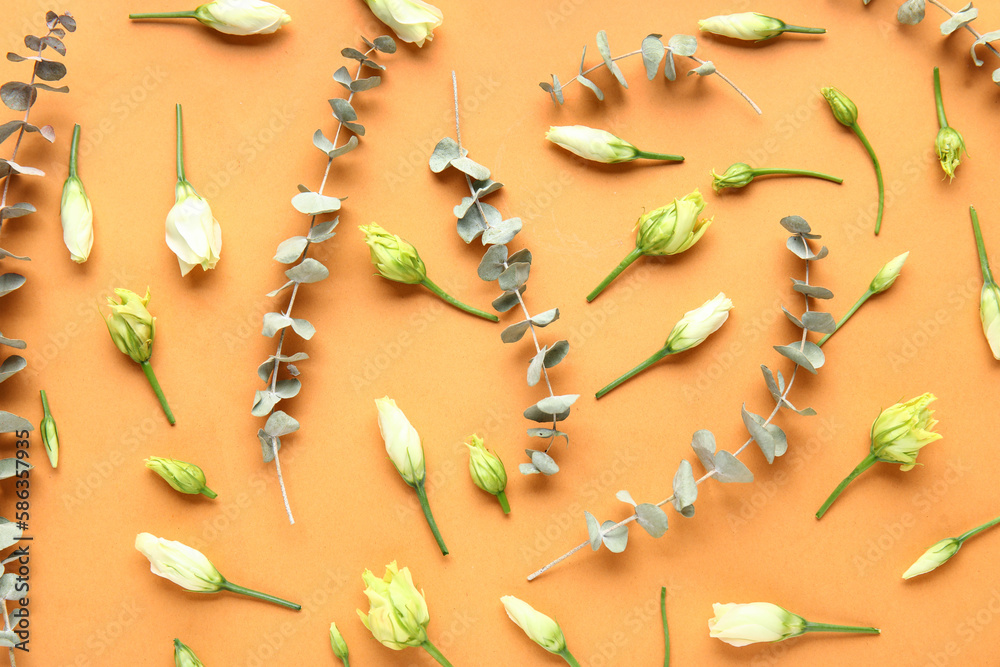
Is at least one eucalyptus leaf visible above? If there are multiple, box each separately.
[482,217,522,245]
[0,82,36,111]
[601,520,629,553]
[585,511,602,550]
[265,281,294,298]
[274,379,301,399]
[773,341,825,374]
[782,399,817,416]
[329,97,358,122]
[262,312,293,337]
[544,340,570,368]
[536,394,579,414]
[0,248,30,261]
[636,503,669,537]
[941,5,977,35]
[616,490,637,506]
[0,333,26,349]
[312,129,335,154]
[0,120,23,144]
[0,356,26,384]
[668,34,698,57]
[801,312,837,334]
[551,73,564,104]
[664,51,677,81]
[508,248,532,265]
[274,237,308,264]
[31,82,68,94]
[478,244,508,281]
[457,201,501,243]
[492,286,525,313]
[688,61,716,76]
[714,451,754,483]
[898,0,926,25]
[761,365,782,402]
[690,430,716,472]
[472,179,504,199]
[529,449,560,475]
[0,519,22,550]
[290,318,316,340]
[327,135,360,159]
[450,157,490,181]
[501,320,530,344]
[341,47,367,61]
[373,36,397,53]
[33,59,66,82]
[257,359,276,383]
[0,630,15,648]
[453,196,476,219]
[786,236,829,261]
[780,216,812,234]
[578,73,605,101]
[264,411,300,437]
[291,192,342,215]
[350,76,381,92]
[42,35,65,55]
[0,458,28,481]
[527,346,547,386]
[251,390,279,417]
[498,262,530,292]
[0,573,16,600]
[791,279,834,299]
[332,66,352,90]
[285,258,329,284]
[971,29,1000,66]
[429,137,462,173]
[258,429,279,463]
[0,274,25,297]
[742,404,776,463]
[596,30,627,88]
[0,161,43,178]
[531,308,559,327]
[671,459,698,509]
[641,34,665,80]
[0,412,32,433]
[308,219,338,242]
[523,404,570,423]
[782,306,804,329]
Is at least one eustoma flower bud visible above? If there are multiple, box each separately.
[587,190,712,301]
[363,0,442,47]
[822,86,884,234]
[711,161,842,193]
[360,223,498,321]
[970,207,1000,359]
[902,514,1000,579]
[329,622,350,665]
[60,124,93,263]
[933,67,967,181]
[596,293,732,399]
[818,251,909,347]
[129,0,291,35]
[103,288,175,425]
[374,397,448,555]
[357,562,453,665]
[501,596,581,665]
[709,602,879,646]
[545,125,683,164]
[145,456,217,498]
[39,390,59,468]
[135,533,301,609]
[167,105,222,276]
[465,434,510,513]
[816,394,942,519]
[699,12,825,41]
[173,638,205,667]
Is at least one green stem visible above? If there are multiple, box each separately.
[587,247,642,302]
[970,206,995,284]
[200,486,218,499]
[558,649,582,667]
[175,103,185,182]
[420,639,454,667]
[818,289,873,347]
[415,482,449,555]
[596,346,670,399]
[140,361,175,425]
[129,11,198,19]
[420,277,498,322]
[221,581,301,610]
[851,123,884,235]
[751,168,843,184]
[340,657,350,667]
[661,586,670,667]
[496,490,511,514]
[958,515,1000,543]
[39,389,51,417]
[802,621,880,635]
[780,25,827,35]
[933,67,948,129]
[815,453,877,519]
[634,150,685,162]
[67,124,80,178]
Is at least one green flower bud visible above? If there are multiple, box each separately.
[711,163,755,192]
[329,622,349,662]
[822,87,859,127]
[39,390,58,469]
[145,456,217,498]
[501,596,568,654]
[545,125,640,164]
[935,126,966,181]
[465,434,507,496]
[636,189,713,256]
[902,538,961,579]
[980,281,1000,359]
[869,251,909,294]
[663,292,733,354]
[359,223,428,285]
[173,638,205,667]
[104,288,156,363]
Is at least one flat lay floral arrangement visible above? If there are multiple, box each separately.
[1,0,999,665]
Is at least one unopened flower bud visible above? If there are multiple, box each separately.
[935,126,966,181]
[501,596,567,654]
[363,0,442,47]
[145,456,217,498]
[546,125,639,164]
[636,190,713,256]
[465,434,507,497]
[711,163,755,192]
[869,251,909,294]
[664,292,733,354]
[39,390,59,468]
[329,622,349,663]
[699,12,825,41]
[822,87,859,127]
[902,538,961,579]
[870,393,942,470]
[173,638,205,667]
[104,288,155,364]
[360,224,428,285]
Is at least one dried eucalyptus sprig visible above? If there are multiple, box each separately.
[895,0,1000,85]
[541,31,761,114]
[528,216,846,580]
[254,35,396,523]
[0,13,75,476]
[430,73,576,477]
[932,67,967,180]
[822,86,885,235]
[711,162,842,193]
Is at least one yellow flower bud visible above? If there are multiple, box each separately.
[329,622,349,662]
[902,538,961,579]
[822,87,859,127]
[870,393,942,470]
[104,288,156,364]
[194,0,290,35]
[363,0,442,47]
[699,12,825,41]
[374,397,425,485]
[546,125,639,164]
[39,390,58,469]
[663,292,733,354]
[173,638,205,667]
[869,251,909,294]
[135,533,225,592]
[935,127,966,180]
[360,223,428,285]
[711,163,755,192]
[357,562,430,649]
[709,602,806,646]
[981,282,1000,359]
[501,595,567,654]
[465,434,507,496]
[145,456,217,498]
[166,181,222,276]
[636,189,713,256]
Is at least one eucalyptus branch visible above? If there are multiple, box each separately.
[429,73,575,476]
[527,216,843,581]
[253,35,397,524]
[541,30,761,114]
[895,0,1000,81]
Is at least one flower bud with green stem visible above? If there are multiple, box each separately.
[711,161,842,193]
[970,206,1000,359]
[903,514,1000,579]
[60,124,93,263]
[39,390,59,468]
[129,0,291,35]
[816,251,909,347]
[465,434,510,514]
[501,596,581,666]
[822,86,885,234]
[173,638,205,667]
[709,602,879,647]
[933,67,967,181]
[145,456,217,498]
[699,12,826,41]
[329,622,350,666]
[546,125,684,164]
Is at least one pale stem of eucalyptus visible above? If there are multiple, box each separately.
[0,26,53,240]
[452,72,562,451]
[928,0,1000,59]
[554,48,762,114]
[1,596,13,666]
[265,46,378,524]
[526,237,816,581]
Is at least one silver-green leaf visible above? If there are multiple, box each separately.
[285,258,329,284]
[291,192,342,215]
[714,451,754,483]
[636,503,669,537]
[690,430,716,472]
[641,34,665,80]
[601,520,629,552]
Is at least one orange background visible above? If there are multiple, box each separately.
[2,0,1000,665]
